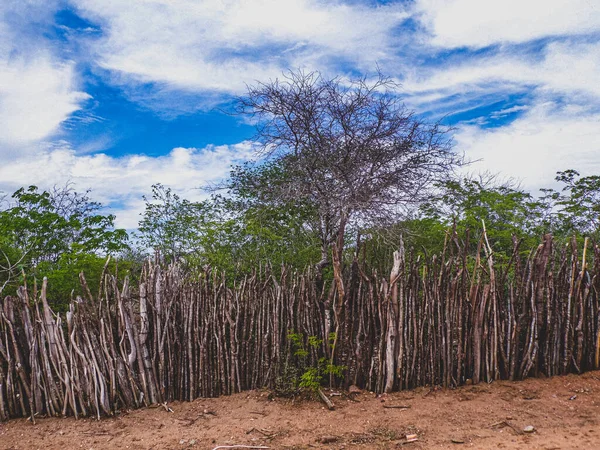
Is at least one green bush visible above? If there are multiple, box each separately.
[274,331,345,398]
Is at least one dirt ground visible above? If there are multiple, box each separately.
[1,371,599,450]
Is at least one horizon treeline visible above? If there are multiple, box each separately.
[0,168,599,310]
[1,70,599,309]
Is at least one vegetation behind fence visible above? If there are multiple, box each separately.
[1,232,599,421]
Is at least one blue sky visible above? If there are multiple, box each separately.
[1,0,599,228]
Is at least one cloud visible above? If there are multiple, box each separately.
[2,0,600,231]
[0,56,90,149]
[416,0,600,48]
[456,101,600,192]
[404,40,600,99]
[0,142,257,229]
[490,105,528,119]
[393,12,600,186]
[72,0,408,95]
[0,0,89,153]
[399,39,600,122]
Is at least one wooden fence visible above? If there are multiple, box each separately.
[1,233,599,420]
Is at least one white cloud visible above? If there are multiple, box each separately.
[0,142,256,229]
[394,9,600,188]
[398,39,600,124]
[2,0,600,232]
[72,0,408,93]
[490,105,528,119]
[403,40,600,101]
[416,0,600,48]
[0,57,90,149]
[0,1,89,153]
[456,102,600,192]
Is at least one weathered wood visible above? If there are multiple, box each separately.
[318,388,335,410]
[0,234,599,419]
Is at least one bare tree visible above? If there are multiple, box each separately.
[236,69,462,270]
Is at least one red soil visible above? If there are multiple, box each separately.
[1,371,599,450]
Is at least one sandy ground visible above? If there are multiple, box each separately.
[1,371,599,450]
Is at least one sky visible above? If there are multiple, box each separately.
[1,0,599,228]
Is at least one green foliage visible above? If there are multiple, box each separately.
[37,253,134,312]
[275,331,345,397]
[420,177,546,256]
[542,170,600,239]
[137,184,208,262]
[361,218,448,273]
[138,180,321,277]
[3,167,597,308]
[361,171,600,272]
[0,186,128,261]
[211,195,320,275]
[223,162,322,271]
[0,185,129,301]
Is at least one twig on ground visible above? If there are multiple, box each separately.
[341,391,360,402]
[490,420,522,435]
[246,428,279,438]
[211,446,270,450]
[318,389,335,410]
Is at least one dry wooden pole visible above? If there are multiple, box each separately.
[1,234,599,420]
[384,250,402,393]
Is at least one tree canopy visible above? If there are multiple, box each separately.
[0,185,129,305]
[2,74,600,308]
[233,70,462,271]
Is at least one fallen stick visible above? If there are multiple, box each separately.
[383,404,411,409]
[177,415,205,426]
[490,420,522,435]
[246,427,277,437]
[318,389,335,410]
[211,446,270,450]
[341,391,360,402]
[516,408,540,418]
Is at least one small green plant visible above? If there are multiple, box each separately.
[274,331,345,398]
